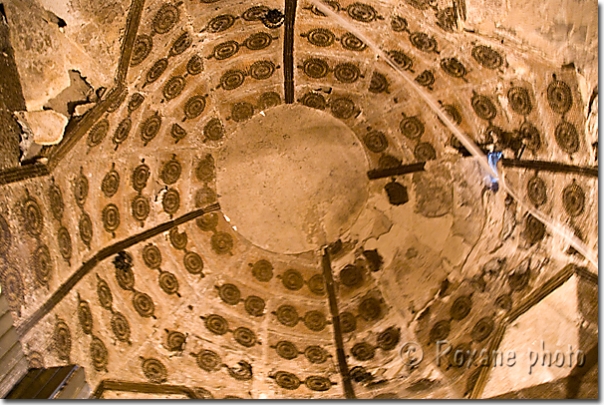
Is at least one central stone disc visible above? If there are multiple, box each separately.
[216,104,369,254]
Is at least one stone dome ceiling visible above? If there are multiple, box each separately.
[0,0,598,399]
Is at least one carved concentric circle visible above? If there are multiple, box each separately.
[101,168,120,199]
[508,87,532,115]
[471,45,503,70]
[231,102,255,122]
[131,195,150,223]
[128,93,145,112]
[244,32,272,50]
[133,291,155,318]
[443,104,462,125]
[400,116,424,139]
[334,63,360,83]
[562,182,585,217]
[107,90,127,113]
[519,122,541,151]
[252,259,273,282]
[206,14,236,33]
[78,298,93,335]
[146,58,168,85]
[471,94,497,121]
[140,114,161,145]
[369,71,389,93]
[340,311,357,333]
[450,295,472,321]
[363,130,388,153]
[195,154,215,182]
[258,92,281,110]
[152,4,179,35]
[274,371,300,390]
[276,304,299,327]
[244,295,265,317]
[196,349,221,372]
[508,265,530,292]
[169,228,187,250]
[305,376,332,392]
[205,314,229,335]
[299,92,326,110]
[306,28,335,47]
[302,58,329,79]
[90,337,108,372]
[213,40,239,60]
[330,97,357,119]
[305,345,328,364]
[524,214,545,244]
[170,32,192,57]
[233,327,257,347]
[163,76,185,101]
[102,204,120,233]
[304,310,327,332]
[184,95,207,120]
[389,50,413,70]
[159,157,181,185]
[142,358,167,383]
[341,32,367,51]
[184,251,204,275]
[97,276,113,310]
[275,341,298,359]
[162,188,180,215]
[430,320,450,342]
[495,294,512,312]
[242,5,270,21]
[111,312,130,343]
[187,55,204,75]
[48,184,64,222]
[200,119,223,142]
[227,361,253,381]
[440,57,467,78]
[211,232,233,254]
[33,244,52,286]
[218,283,241,305]
[74,172,89,208]
[28,351,45,369]
[554,121,580,154]
[115,265,134,291]
[142,244,162,269]
[78,212,93,247]
[196,212,218,231]
[220,70,246,91]
[414,142,436,161]
[391,15,408,32]
[415,70,435,88]
[410,32,437,53]
[159,271,179,295]
[53,319,71,361]
[547,80,573,114]
[307,274,325,296]
[340,264,363,287]
[527,176,547,206]
[281,269,304,290]
[347,2,377,22]
[471,317,494,342]
[377,327,400,351]
[130,35,153,66]
[352,342,376,361]
[87,119,109,148]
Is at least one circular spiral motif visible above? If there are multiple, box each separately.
[281,269,304,291]
[340,311,357,333]
[196,349,221,372]
[527,176,547,206]
[369,71,389,93]
[159,271,179,295]
[102,204,120,233]
[554,121,580,154]
[78,212,93,247]
[142,244,162,269]
[90,336,108,372]
[471,317,494,342]
[97,276,113,310]
[363,130,388,153]
[184,251,204,275]
[211,232,233,254]
[306,28,335,47]
[305,376,332,392]
[162,188,180,215]
[471,94,497,121]
[187,55,204,76]
[206,14,236,33]
[233,327,257,347]
[220,70,246,91]
[78,299,93,335]
[228,362,253,381]
[160,157,181,185]
[101,168,120,199]
[48,184,64,222]
[87,119,109,148]
[330,97,357,119]
[192,389,214,400]
[302,58,329,79]
[153,4,179,34]
[245,295,266,316]
[400,116,424,139]
[252,259,273,282]
[133,291,155,318]
[307,274,325,296]
[258,92,281,110]
[519,122,541,151]
[145,58,168,85]
[196,187,217,208]
[184,95,206,120]
[73,172,89,208]
[508,87,532,115]
[334,63,360,83]
[163,76,185,101]
[299,92,326,110]
[388,50,413,70]
[547,80,573,114]
[275,341,298,360]
[56,227,72,263]
[128,93,145,112]
[414,142,436,161]
[171,123,187,143]
[440,57,467,78]
[429,320,450,342]
[275,371,300,390]
[169,32,192,57]
[352,342,376,361]
[340,264,363,287]
[205,314,229,335]
[195,154,215,182]
[391,15,408,32]
[450,295,472,320]
[111,312,130,343]
[495,294,512,312]
[142,358,167,383]
[415,70,435,88]
[28,351,45,369]
[347,2,377,22]
[305,345,328,364]
[508,266,530,292]
[276,305,299,327]
[218,283,241,305]
[377,327,400,351]
[140,114,161,145]
[244,32,272,50]
[562,182,585,217]
[213,40,239,60]
[196,212,218,231]
[231,102,255,122]
[443,104,462,125]
[304,310,327,332]
[169,228,187,250]
[410,32,437,53]
[107,91,127,113]
[250,60,275,80]
[33,244,52,286]
[130,35,152,66]
[54,320,71,361]
[242,5,269,21]
[131,195,150,223]
[524,214,545,245]
[341,32,367,51]
[472,45,503,70]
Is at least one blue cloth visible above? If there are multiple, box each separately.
[487,151,503,192]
